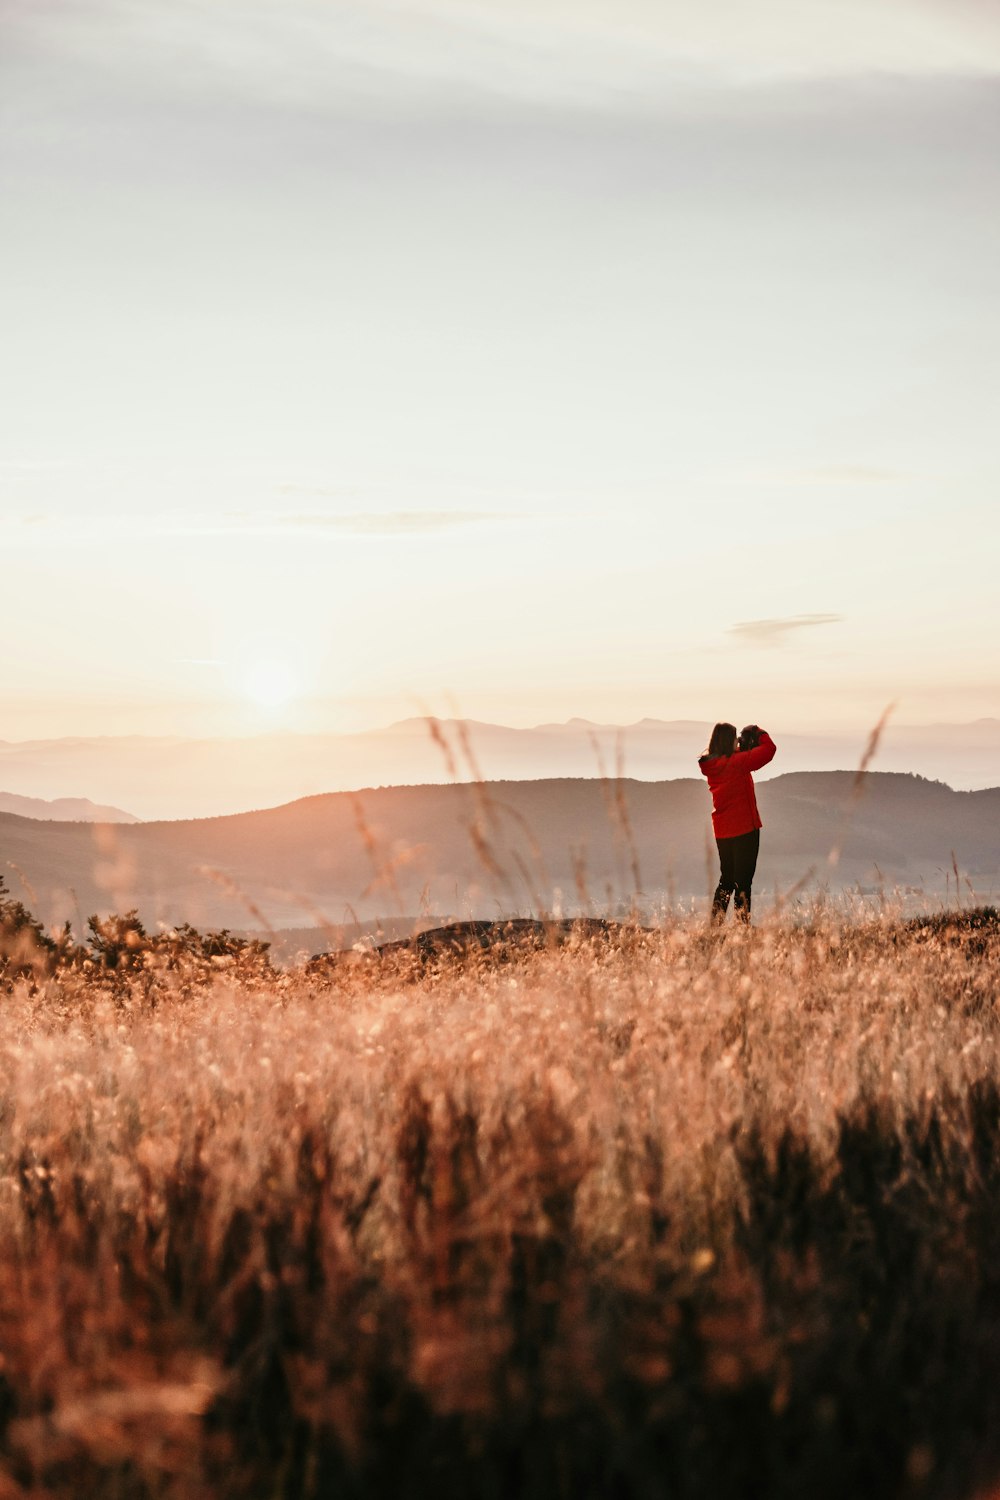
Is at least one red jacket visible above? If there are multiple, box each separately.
[698,732,776,839]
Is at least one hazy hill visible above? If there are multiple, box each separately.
[0,717,998,819]
[2,771,997,934]
[0,792,137,823]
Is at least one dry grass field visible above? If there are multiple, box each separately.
[2,896,1000,1499]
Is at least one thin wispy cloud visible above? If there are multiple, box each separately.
[729,613,844,647]
[794,466,899,485]
[0,460,78,472]
[8,0,998,133]
[274,512,505,535]
[777,466,900,487]
[729,465,902,489]
[7,511,509,543]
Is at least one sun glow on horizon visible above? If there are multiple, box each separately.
[240,657,301,713]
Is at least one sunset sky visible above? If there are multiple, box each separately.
[3,0,999,739]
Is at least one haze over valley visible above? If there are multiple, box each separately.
[1,715,998,822]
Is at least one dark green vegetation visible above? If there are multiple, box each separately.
[1,904,1000,1498]
[0,875,271,989]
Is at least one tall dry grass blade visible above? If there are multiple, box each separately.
[424,714,459,782]
[773,864,818,916]
[6,861,40,909]
[467,817,509,886]
[852,701,896,796]
[588,729,609,782]
[196,865,275,934]
[613,732,643,896]
[493,799,553,910]
[590,729,642,899]
[828,702,895,867]
[350,794,404,910]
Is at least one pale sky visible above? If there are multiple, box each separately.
[2,0,999,738]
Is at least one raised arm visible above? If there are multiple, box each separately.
[726,730,776,775]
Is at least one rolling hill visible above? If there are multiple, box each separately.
[2,771,998,935]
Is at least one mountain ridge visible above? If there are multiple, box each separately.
[2,770,997,935]
[0,792,138,823]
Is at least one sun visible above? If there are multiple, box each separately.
[241,657,299,712]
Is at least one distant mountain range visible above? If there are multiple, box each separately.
[2,771,997,935]
[0,792,137,823]
[0,717,998,821]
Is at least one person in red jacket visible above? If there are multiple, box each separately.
[698,722,777,923]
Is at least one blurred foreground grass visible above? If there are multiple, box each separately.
[2,908,1000,1498]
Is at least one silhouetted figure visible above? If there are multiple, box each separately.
[698,722,776,924]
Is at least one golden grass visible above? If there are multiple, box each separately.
[1,910,1000,1497]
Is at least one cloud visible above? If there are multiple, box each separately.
[796,466,899,485]
[249,511,507,536]
[728,613,843,647]
[8,511,508,543]
[7,0,999,137]
[778,466,900,486]
[0,460,77,472]
[730,465,903,489]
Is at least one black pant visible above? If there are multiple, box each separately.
[712,828,760,923]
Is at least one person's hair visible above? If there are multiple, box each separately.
[705,722,737,758]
